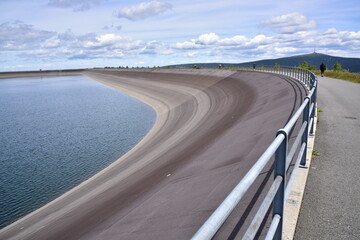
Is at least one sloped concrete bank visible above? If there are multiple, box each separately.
[0,69,307,239]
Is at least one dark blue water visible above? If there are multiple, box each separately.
[0,76,155,229]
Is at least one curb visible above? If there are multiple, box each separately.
[283,108,318,239]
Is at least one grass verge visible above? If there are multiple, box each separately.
[312,150,320,157]
[312,70,360,84]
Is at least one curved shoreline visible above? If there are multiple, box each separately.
[0,69,307,239]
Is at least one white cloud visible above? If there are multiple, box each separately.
[1,23,147,61]
[0,21,55,50]
[115,1,172,21]
[273,47,298,53]
[198,33,219,45]
[218,35,248,45]
[140,41,173,55]
[324,28,360,42]
[48,0,106,11]
[2,18,360,68]
[172,40,203,49]
[250,35,272,44]
[261,12,317,34]
[83,34,125,48]
[172,33,220,49]
[171,28,360,60]
[74,33,146,57]
[315,29,360,50]
[103,24,122,31]
[173,33,273,52]
[186,51,199,57]
[44,37,61,48]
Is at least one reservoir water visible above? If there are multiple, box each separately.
[0,75,156,229]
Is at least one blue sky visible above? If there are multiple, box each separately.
[1,0,359,71]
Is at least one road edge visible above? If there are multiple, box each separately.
[283,107,318,239]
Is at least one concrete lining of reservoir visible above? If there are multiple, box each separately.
[0,69,308,239]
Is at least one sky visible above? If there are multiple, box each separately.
[0,0,359,71]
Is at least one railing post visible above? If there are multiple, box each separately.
[310,80,317,134]
[302,69,305,84]
[313,79,317,105]
[301,69,303,81]
[273,129,287,240]
[301,97,310,166]
[313,75,317,89]
[297,68,300,80]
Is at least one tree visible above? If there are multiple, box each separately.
[299,61,316,70]
[333,62,342,72]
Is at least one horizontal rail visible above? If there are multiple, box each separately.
[308,118,314,135]
[243,175,283,239]
[191,134,285,240]
[192,67,317,240]
[286,121,307,170]
[265,214,281,240]
[285,143,306,200]
[309,103,314,118]
[237,65,316,90]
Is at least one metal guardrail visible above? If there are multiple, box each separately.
[191,66,317,240]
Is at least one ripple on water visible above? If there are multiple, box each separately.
[0,76,155,229]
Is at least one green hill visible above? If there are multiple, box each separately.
[167,53,360,72]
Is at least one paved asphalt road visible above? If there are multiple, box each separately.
[295,76,360,239]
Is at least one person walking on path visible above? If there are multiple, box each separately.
[320,62,326,77]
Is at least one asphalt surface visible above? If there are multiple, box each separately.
[295,76,360,240]
[0,69,307,240]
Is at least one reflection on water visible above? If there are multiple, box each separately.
[0,76,155,229]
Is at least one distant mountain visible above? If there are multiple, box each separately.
[167,53,360,72]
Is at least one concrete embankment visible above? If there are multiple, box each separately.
[0,69,84,79]
[0,69,307,240]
